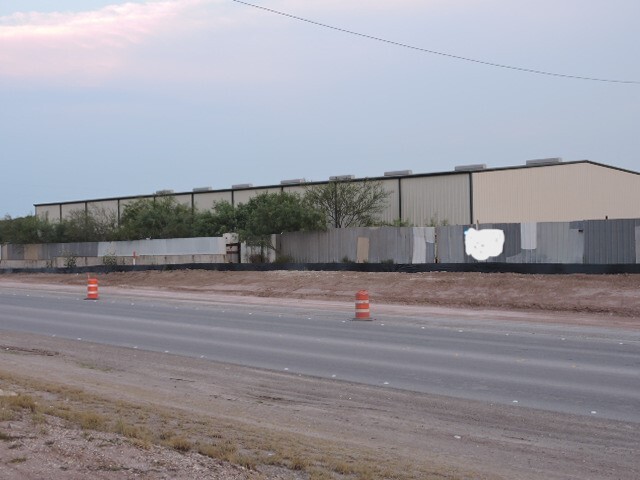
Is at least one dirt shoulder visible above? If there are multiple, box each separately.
[1,330,639,480]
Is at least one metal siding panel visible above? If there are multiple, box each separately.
[473,163,640,223]
[87,200,118,219]
[172,194,192,207]
[436,225,466,263]
[233,188,281,205]
[582,219,637,264]
[636,226,640,264]
[193,191,233,211]
[379,179,400,225]
[280,185,307,196]
[60,202,86,219]
[411,227,435,263]
[400,174,470,226]
[35,205,61,222]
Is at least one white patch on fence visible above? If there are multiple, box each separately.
[464,228,505,261]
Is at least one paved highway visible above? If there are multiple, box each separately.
[0,287,638,423]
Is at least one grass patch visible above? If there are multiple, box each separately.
[1,394,37,412]
[78,411,106,431]
[8,457,27,464]
[168,436,191,452]
[198,440,237,461]
[0,409,16,421]
[289,456,311,471]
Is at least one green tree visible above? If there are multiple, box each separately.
[192,201,243,237]
[55,207,119,242]
[237,192,325,260]
[304,179,391,228]
[0,214,57,244]
[118,197,194,240]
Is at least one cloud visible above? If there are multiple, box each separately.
[0,0,212,82]
[0,0,440,85]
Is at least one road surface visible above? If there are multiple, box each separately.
[1,286,638,423]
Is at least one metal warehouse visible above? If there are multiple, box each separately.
[34,159,640,226]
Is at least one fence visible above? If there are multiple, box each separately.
[2,219,640,269]
[278,219,640,264]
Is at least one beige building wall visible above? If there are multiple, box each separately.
[472,163,640,223]
[61,202,86,219]
[233,187,280,205]
[119,197,149,212]
[378,179,400,224]
[36,204,60,222]
[171,194,192,208]
[400,174,470,226]
[280,185,308,196]
[87,200,119,220]
[193,191,233,211]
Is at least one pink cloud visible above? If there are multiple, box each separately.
[0,1,209,82]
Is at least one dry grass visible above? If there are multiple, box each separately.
[168,436,192,452]
[78,411,106,431]
[0,370,458,480]
[1,394,37,412]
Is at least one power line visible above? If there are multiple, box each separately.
[231,0,640,85]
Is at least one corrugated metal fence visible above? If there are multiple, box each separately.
[2,219,640,267]
[279,218,640,264]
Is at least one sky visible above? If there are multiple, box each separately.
[1,0,639,217]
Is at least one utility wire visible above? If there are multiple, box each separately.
[231,0,640,85]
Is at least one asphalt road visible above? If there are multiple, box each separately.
[1,287,639,423]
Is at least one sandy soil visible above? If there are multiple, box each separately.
[5,270,640,327]
[1,271,639,479]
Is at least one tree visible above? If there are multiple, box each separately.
[118,197,194,240]
[237,192,325,259]
[0,214,57,244]
[55,207,118,242]
[304,179,391,228]
[192,201,243,237]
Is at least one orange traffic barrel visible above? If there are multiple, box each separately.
[354,290,371,320]
[86,277,99,300]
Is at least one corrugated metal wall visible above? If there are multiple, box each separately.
[2,238,226,261]
[280,227,414,263]
[60,202,85,219]
[33,162,640,227]
[401,174,470,226]
[36,204,60,221]
[232,187,281,205]
[279,219,640,265]
[89,200,119,220]
[582,219,640,264]
[194,191,233,210]
[472,163,640,223]
[4,219,640,265]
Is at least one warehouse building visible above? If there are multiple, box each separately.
[34,159,640,226]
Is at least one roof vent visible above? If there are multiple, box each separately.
[280,178,306,185]
[155,189,174,195]
[329,175,355,181]
[526,157,563,166]
[454,164,486,172]
[192,187,212,192]
[232,183,253,189]
[384,170,412,177]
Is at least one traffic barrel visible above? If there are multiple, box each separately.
[86,277,99,300]
[354,290,371,321]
